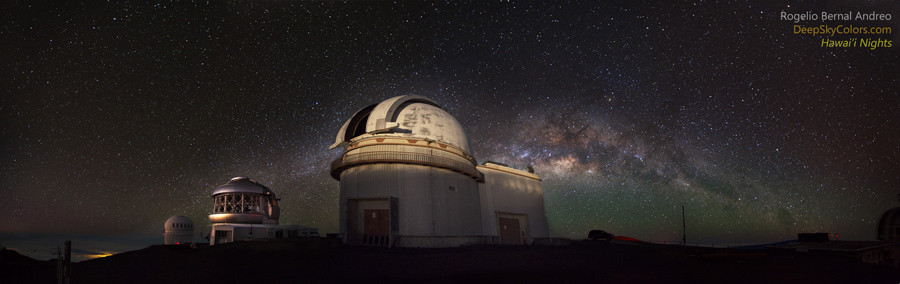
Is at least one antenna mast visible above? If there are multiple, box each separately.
[681,205,687,247]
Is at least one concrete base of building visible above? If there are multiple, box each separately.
[393,236,487,248]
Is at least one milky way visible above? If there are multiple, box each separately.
[1,1,897,258]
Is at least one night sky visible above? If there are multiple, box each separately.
[2,1,897,260]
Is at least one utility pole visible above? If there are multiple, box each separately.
[681,206,688,283]
[681,205,686,248]
[57,240,70,284]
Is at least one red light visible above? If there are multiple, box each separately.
[176,242,180,245]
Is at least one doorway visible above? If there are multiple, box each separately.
[498,217,522,245]
[497,212,529,245]
[363,209,390,246]
[347,197,398,247]
[214,230,230,245]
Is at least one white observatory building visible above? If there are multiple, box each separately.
[329,95,549,247]
[164,215,194,245]
[208,177,318,245]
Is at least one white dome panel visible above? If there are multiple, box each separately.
[390,103,471,152]
[331,95,472,154]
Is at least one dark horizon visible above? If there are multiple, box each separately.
[0,229,880,262]
[6,239,900,283]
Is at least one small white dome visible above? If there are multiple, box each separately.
[164,215,194,233]
[164,215,194,245]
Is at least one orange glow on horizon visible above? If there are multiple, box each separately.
[82,252,114,259]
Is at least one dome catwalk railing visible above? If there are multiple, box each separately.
[331,151,484,182]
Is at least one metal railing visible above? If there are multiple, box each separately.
[331,151,484,181]
[362,235,390,247]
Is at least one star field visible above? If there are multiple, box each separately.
[1,1,897,258]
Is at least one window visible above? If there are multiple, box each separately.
[213,193,265,214]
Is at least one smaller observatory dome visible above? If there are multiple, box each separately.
[331,95,473,154]
[164,215,194,245]
[212,176,275,195]
[209,177,281,224]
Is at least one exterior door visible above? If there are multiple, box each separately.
[363,209,390,246]
[214,230,230,245]
[499,217,522,245]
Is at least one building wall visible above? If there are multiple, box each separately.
[164,232,194,245]
[878,208,900,241]
[209,224,319,245]
[478,165,550,240]
[209,225,268,244]
[338,162,551,247]
[339,163,482,243]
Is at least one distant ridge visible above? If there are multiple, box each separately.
[0,248,44,265]
[0,248,56,283]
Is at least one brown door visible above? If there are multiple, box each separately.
[363,209,390,246]
[499,217,522,245]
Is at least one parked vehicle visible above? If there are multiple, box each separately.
[588,230,614,242]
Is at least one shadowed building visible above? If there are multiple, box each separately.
[878,194,900,241]
[329,95,549,247]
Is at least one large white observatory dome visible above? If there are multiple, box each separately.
[164,215,194,245]
[330,95,481,181]
[330,95,549,248]
[330,95,484,247]
[331,95,472,154]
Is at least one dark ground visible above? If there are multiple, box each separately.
[2,239,898,283]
